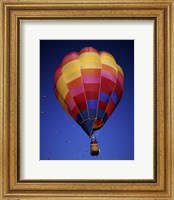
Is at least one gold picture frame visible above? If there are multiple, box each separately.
[0,0,173,199]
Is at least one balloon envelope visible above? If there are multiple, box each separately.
[54,47,124,137]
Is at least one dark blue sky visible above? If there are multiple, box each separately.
[40,40,134,160]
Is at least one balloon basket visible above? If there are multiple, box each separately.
[90,143,99,156]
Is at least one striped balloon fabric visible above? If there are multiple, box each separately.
[54,47,124,137]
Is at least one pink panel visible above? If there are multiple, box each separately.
[62,52,79,63]
[82,76,100,83]
[101,70,117,83]
[67,98,76,111]
[70,85,84,97]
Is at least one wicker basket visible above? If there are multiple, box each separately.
[90,143,99,156]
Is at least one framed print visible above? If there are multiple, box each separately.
[0,0,173,199]
[40,40,134,161]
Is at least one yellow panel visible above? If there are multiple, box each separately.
[63,70,81,83]
[101,59,117,71]
[62,86,69,99]
[101,61,124,77]
[79,52,100,62]
[80,57,101,64]
[80,53,100,66]
[62,60,79,72]
[80,62,101,69]
[62,64,80,77]
[56,76,68,98]
[100,52,116,62]
[116,64,124,77]
[100,52,117,66]
[100,54,121,74]
[101,58,117,67]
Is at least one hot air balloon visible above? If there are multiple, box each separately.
[54,47,124,156]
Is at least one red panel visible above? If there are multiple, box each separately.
[81,69,101,76]
[71,106,79,117]
[86,92,98,100]
[98,100,107,110]
[80,47,99,54]
[100,85,112,95]
[65,92,72,104]
[100,77,115,95]
[105,106,111,117]
[67,77,82,90]
[102,64,117,76]
[61,52,79,67]
[115,81,123,98]
[76,102,87,111]
[109,99,115,110]
[101,76,115,88]
[73,93,86,104]
[106,99,116,116]
[84,83,100,92]
[67,108,76,120]
[54,69,62,83]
